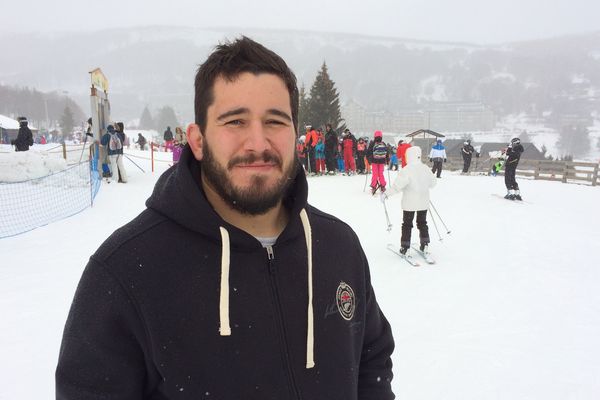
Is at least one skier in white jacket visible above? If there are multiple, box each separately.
[382,146,437,255]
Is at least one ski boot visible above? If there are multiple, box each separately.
[514,190,522,201]
[399,247,409,255]
[371,185,379,195]
[504,190,515,200]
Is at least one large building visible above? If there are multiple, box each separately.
[341,100,496,134]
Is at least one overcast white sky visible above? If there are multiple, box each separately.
[1,0,598,44]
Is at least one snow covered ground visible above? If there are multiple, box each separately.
[1,152,599,399]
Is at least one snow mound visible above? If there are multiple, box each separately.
[0,151,68,182]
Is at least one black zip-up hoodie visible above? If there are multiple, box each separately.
[56,145,395,400]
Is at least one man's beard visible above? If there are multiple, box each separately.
[201,141,298,215]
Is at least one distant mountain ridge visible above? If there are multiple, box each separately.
[1,27,598,125]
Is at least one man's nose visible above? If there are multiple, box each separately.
[242,121,271,152]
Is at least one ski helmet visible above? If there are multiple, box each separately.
[510,137,520,145]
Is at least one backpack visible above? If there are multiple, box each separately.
[372,142,387,161]
[109,133,122,151]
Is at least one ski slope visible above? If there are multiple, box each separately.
[1,153,599,399]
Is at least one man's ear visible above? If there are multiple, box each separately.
[187,123,204,161]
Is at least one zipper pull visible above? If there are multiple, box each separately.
[266,245,276,274]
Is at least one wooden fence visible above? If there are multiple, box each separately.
[441,156,599,186]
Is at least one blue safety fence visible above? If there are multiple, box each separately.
[0,160,101,238]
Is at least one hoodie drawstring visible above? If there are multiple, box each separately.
[219,227,232,336]
[216,208,315,368]
[300,208,315,369]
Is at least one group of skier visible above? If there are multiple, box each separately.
[373,133,524,264]
[297,125,409,177]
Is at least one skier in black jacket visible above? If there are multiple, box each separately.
[504,137,524,200]
[324,123,338,174]
[56,37,395,400]
[461,139,477,173]
[13,117,33,151]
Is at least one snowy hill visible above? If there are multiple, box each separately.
[1,155,599,399]
[1,27,599,127]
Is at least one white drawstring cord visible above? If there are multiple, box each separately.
[219,227,231,336]
[300,209,315,368]
[218,212,315,368]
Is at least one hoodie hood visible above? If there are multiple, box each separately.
[146,145,309,247]
[405,145,422,165]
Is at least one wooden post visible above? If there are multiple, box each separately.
[562,162,569,183]
[151,142,155,173]
[592,163,598,186]
[62,142,67,160]
[534,160,540,180]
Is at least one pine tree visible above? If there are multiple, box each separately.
[297,84,310,133]
[60,105,75,141]
[307,62,344,131]
[557,124,590,159]
[155,106,179,134]
[139,106,155,130]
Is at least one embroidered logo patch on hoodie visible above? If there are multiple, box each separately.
[336,282,356,320]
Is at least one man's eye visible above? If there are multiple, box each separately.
[267,120,286,125]
[226,120,243,126]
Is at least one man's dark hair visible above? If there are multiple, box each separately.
[194,36,299,135]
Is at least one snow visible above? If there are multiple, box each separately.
[0,114,21,129]
[0,114,37,130]
[1,154,599,399]
[0,150,68,182]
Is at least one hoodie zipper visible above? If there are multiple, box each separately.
[265,245,302,400]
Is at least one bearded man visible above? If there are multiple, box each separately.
[56,37,395,400]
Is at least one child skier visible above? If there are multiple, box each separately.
[367,130,388,194]
[356,137,367,174]
[490,158,504,176]
[382,146,437,255]
[315,136,326,175]
[296,136,308,173]
[390,150,398,171]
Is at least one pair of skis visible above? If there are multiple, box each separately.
[386,244,436,267]
[491,194,531,204]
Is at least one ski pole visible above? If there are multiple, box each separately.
[363,169,370,192]
[429,200,451,234]
[78,135,90,163]
[382,199,393,232]
[124,154,146,173]
[428,208,443,241]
